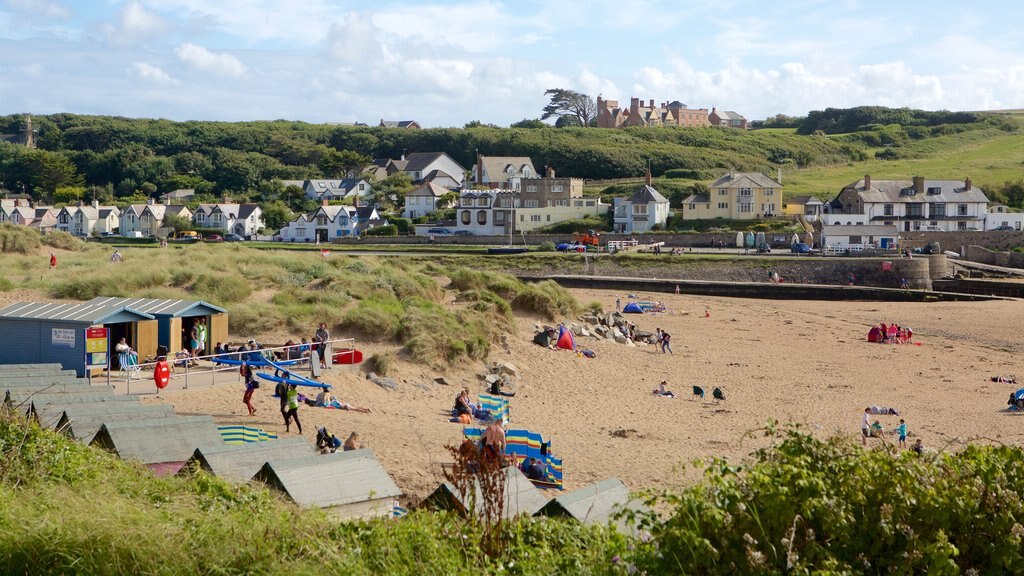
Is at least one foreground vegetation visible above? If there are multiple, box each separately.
[3,407,1023,574]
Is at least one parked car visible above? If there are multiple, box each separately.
[100,231,119,237]
[223,233,244,242]
[426,228,451,235]
[757,243,771,253]
[922,225,944,232]
[993,226,1017,231]
[791,242,812,254]
[172,230,201,242]
[205,233,224,242]
[453,230,474,236]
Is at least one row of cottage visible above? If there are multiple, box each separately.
[0,199,266,238]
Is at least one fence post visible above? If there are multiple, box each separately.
[185,360,190,390]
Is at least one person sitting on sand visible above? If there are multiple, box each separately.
[343,431,361,451]
[316,389,334,406]
[653,380,675,398]
[316,426,342,453]
[992,375,1017,384]
[454,389,473,417]
[912,438,924,455]
[870,419,885,438]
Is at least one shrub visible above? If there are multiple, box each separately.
[365,224,398,237]
[586,301,603,314]
[0,277,13,291]
[664,168,707,179]
[0,224,41,254]
[341,294,403,340]
[367,351,395,375]
[190,274,251,305]
[389,217,412,235]
[41,231,85,251]
[536,241,556,252]
[402,301,492,366]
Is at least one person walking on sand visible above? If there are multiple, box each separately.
[241,363,257,416]
[895,419,908,449]
[315,322,330,368]
[660,330,673,355]
[283,384,302,434]
[861,407,871,446]
[49,253,57,269]
[615,297,621,312]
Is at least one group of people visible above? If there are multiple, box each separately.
[881,322,913,344]
[654,328,673,354]
[189,318,209,360]
[315,426,362,454]
[861,408,923,454]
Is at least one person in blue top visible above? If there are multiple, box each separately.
[895,419,908,449]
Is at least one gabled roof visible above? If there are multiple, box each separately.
[0,300,156,324]
[478,156,536,182]
[535,477,645,533]
[788,195,823,205]
[57,404,177,443]
[408,182,450,198]
[355,206,377,221]
[379,120,420,129]
[84,296,227,317]
[682,194,710,204]
[253,449,402,517]
[33,397,154,429]
[402,152,461,173]
[844,178,989,204]
[186,436,314,483]
[90,415,224,465]
[629,185,669,204]
[709,172,782,189]
[423,466,548,519]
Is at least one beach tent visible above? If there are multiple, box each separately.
[535,477,646,534]
[422,465,549,520]
[253,449,402,520]
[621,302,644,314]
[867,326,883,343]
[477,393,510,424]
[533,330,553,348]
[555,326,576,351]
[184,436,315,483]
[791,233,800,246]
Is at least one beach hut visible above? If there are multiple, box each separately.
[422,466,549,519]
[55,404,177,443]
[90,415,224,475]
[0,300,157,376]
[253,449,402,520]
[535,478,646,534]
[185,437,315,483]
[6,388,122,413]
[32,396,146,428]
[84,297,228,363]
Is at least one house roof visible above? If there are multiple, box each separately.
[379,120,420,128]
[709,172,782,189]
[478,156,537,182]
[788,195,823,206]
[844,178,989,204]
[408,182,450,198]
[280,180,306,189]
[822,224,899,236]
[6,388,121,409]
[403,152,457,173]
[90,415,224,465]
[253,449,402,514]
[355,206,377,220]
[681,194,710,204]
[629,185,668,204]
[186,436,315,483]
[715,110,746,121]
[535,477,645,532]
[423,466,549,519]
[0,300,156,324]
[57,404,177,443]
[33,398,160,430]
[84,296,227,317]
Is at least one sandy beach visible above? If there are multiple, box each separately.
[136,288,1024,502]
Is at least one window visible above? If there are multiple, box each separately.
[957,204,968,216]
[461,211,471,225]
[553,199,568,207]
[477,210,487,225]
[718,203,728,209]
[718,189,728,196]
[531,215,541,222]
[907,203,922,218]
[494,211,505,225]
[196,212,206,222]
[688,203,696,210]
[585,201,594,207]
[316,216,327,225]
[526,185,537,193]
[957,221,967,230]
[765,189,774,196]
[318,182,327,188]
[883,204,894,216]
[551,185,563,193]
[738,204,753,213]
[930,203,946,217]
[524,200,538,208]
[358,183,366,190]
[546,215,551,221]
[59,213,69,223]
[739,187,753,197]
[632,204,646,214]
[884,221,893,226]
[520,215,524,221]
[477,198,489,207]
[574,200,583,207]
[849,235,862,244]
[461,198,472,207]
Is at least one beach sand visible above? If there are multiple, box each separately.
[144,289,1024,501]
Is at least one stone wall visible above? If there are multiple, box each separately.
[963,245,1024,269]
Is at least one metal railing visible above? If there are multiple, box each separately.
[113,337,356,395]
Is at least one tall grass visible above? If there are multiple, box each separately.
[0,224,40,254]
[448,269,581,319]
[41,231,85,251]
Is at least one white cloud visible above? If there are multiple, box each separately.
[175,42,247,78]
[130,61,178,85]
[4,0,71,19]
[103,0,171,44]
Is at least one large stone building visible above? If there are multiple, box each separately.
[596,97,710,129]
[681,172,782,220]
[828,175,988,232]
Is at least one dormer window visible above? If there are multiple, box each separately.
[927,187,942,195]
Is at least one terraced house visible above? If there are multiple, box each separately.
[192,203,264,237]
[828,175,988,232]
[681,172,782,220]
[119,201,192,237]
[55,201,120,237]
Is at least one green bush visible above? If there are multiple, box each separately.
[664,168,707,179]
[41,231,84,251]
[0,224,41,254]
[190,273,251,305]
[402,300,492,366]
[365,224,399,237]
[341,294,403,340]
[0,277,13,291]
[389,217,412,235]
[536,241,556,252]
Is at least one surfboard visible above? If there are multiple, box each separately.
[735,232,743,247]
[212,356,302,367]
[255,373,329,388]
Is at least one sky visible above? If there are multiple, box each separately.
[2,0,1024,127]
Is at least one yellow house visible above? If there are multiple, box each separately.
[783,195,824,222]
[681,172,782,220]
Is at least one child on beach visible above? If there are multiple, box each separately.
[241,363,257,416]
[895,419,907,449]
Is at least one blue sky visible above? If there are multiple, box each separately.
[2,0,1023,127]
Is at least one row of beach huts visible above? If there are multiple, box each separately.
[1,363,641,530]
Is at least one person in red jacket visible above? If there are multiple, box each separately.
[154,355,170,394]
[49,253,57,269]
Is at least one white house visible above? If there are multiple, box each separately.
[983,204,1024,231]
[830,175,989,232]
[277,204,360,243]
[302,179,372,201]
[821,224,899,251]
[120,202,193,237]
[55,201,120,237]
[403,182,452,219]
[612,171,670,234]
[192,203,264,236]
[472,155,536,191]
[400,152,466,187]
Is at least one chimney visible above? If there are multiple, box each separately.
[546,166,555,178]
[147,197,155,205]
[863,174,871,190]
[321,198,329,206]
[13,199,19,207]
[92,199,99,209]
[353,194,359,208]
[912,176,925,195]
[630,97,640,112]
[476,152,483,186]
[649,99,655,109]
[77,200,83,207]
[964,177,972,191]
[644,166,652,187]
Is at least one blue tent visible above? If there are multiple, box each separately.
[621,302,644,314]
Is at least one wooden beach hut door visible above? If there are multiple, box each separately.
[210,314,228,351]
[168,317,182,355]
[135,320,158,364]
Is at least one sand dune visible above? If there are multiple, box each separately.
[145,289,1024,501]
